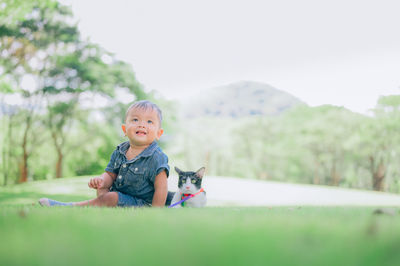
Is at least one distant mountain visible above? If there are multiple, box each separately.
[182,81,305,118]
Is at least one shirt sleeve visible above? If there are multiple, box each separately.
[104,149,119,174]
[153,151,170,182]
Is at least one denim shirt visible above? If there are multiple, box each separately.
[105,141,169,205]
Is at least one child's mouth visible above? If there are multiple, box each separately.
[136,131,147,136]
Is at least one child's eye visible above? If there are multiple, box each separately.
[147,120,153,124]
[132,118,138,122]
[191,179,196,184]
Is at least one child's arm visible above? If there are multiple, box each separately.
[151,170,168,207]
[88,171,117,189]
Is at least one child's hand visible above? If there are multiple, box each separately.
[88,177,105,189]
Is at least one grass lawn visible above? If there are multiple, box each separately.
[1,177,400,266]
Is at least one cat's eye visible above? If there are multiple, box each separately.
[191,179,196,184]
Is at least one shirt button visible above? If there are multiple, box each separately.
[118,175,122,179]
[135,168,138,171]
[123,164,126,168]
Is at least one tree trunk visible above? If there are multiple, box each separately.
[370,156,386,191]
[55,151,63,178]
[2,114,13,186]
[18,152,29,183]
[313,160,320,185]
[330,162,341,186]
[373,161,386,191]
[52,131,64,178]
[18,116,31,183]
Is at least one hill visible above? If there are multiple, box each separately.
[182,81,305,118]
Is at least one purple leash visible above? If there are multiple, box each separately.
[168,188,204,208]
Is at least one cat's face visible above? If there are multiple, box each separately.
[175,167,205,194]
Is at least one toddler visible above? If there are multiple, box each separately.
[39,100,169,207]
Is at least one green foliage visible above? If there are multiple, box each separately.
[166,101,400,192]
[377,95,400,110]
[0,0,146,184]
[0,0,55,25]
[0,78,13,93]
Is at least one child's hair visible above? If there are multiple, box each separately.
[125,100,163,125]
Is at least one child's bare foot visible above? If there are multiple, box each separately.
[38,198,73,206]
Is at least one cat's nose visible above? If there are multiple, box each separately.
[185,186,190,189]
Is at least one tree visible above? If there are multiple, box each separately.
[287,105,364,186]
[358,95,400,191]
[0,1,80,182]
[43,44,145,178]
[0,0,146,182]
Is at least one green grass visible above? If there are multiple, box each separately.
[1,177,400,266]
[0,176,94,205]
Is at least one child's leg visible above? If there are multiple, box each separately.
[97,187,110,197]
[39,192,118,207]
[74,192,118,207]
[38,198,73,206]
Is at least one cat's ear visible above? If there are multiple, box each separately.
[195,167,205,179]
[174,167,183,175]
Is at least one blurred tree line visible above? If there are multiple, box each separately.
[0,0,161,185]
[170,96,400,193]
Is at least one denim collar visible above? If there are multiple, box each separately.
[118,141,158,159]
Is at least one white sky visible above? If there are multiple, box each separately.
[61,0,400,114]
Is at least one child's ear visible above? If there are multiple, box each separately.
[175,167,183,175]
[195,167,205,179]
[121,124,126,136]
[156,128,164,140]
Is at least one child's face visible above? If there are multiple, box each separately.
[122,107,163,147]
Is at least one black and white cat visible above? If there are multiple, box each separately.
[170,167,207,208]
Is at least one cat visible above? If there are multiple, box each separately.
[169,166,207,208]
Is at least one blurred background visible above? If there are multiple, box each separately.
[1,0,400,193]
